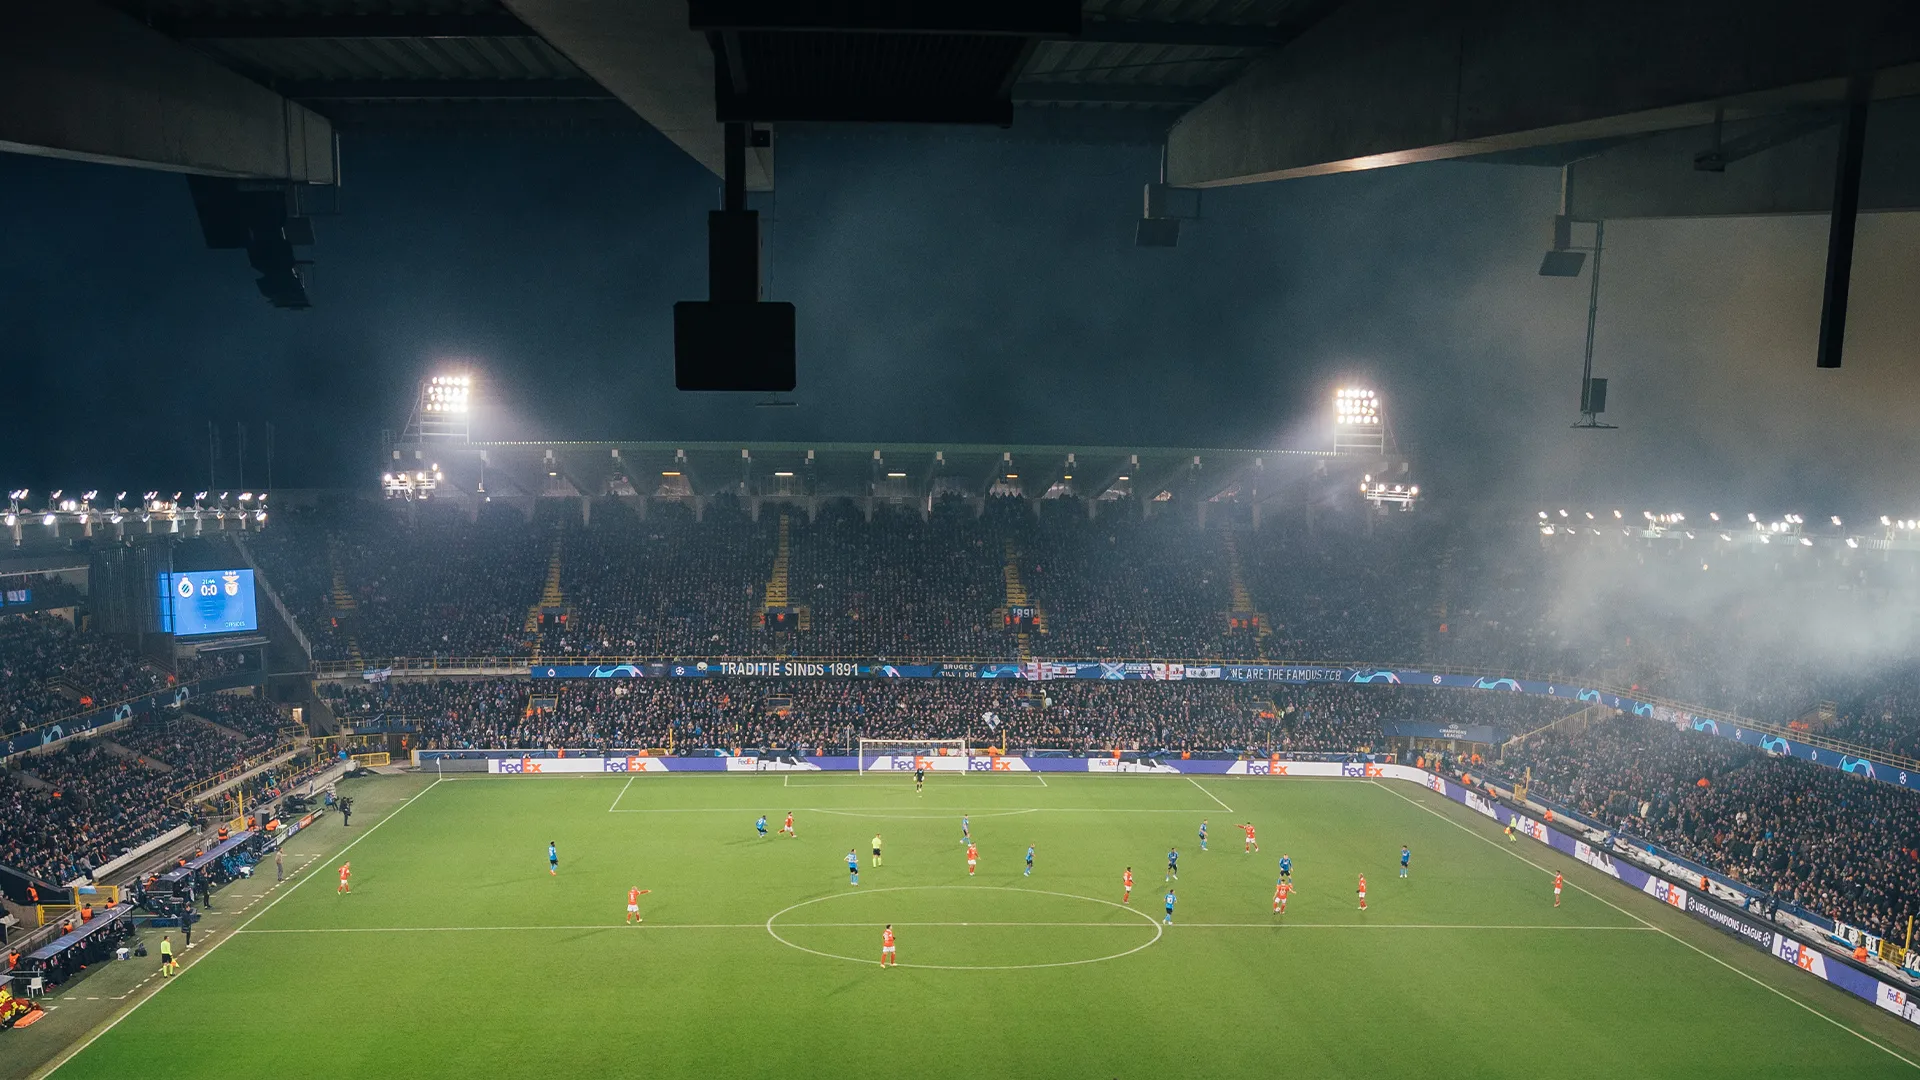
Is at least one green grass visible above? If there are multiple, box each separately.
[35,771,1920,1079]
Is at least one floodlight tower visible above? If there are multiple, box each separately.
[406,374,473,444]
[385,373,472,500]
[1332,388,1387,455]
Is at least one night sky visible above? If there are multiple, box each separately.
[3,122,1917,512]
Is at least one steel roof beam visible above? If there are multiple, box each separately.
[0,0,334,182]
[283,78,612,101]
[154,14,534,40]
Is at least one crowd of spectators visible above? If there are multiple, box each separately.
[0,700,292,885]
[1504,713,1920,943]
[328,676,1567,757]
[1,613,195,734]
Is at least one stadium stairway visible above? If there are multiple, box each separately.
[1001,540,1044,659]
[526,528,568,637]
[1221,531,1270,655]
[762,515,810,630]
[327,540,366,668]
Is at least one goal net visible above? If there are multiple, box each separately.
[858,738,971,775]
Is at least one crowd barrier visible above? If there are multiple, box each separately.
[437,749,1920,1027]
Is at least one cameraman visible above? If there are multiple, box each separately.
[339,795,353,827]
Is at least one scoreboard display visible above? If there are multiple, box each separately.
[157,569,259,636]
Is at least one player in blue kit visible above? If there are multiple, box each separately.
[847,849,860,885]
[1024,844,1035,877]
[961,814,971,845]
[548,842,559,876]
[1199,820,1209,851]
[1163,889,1177,925]
[1401,845,1411,878]
[756,815,768,838]
[1278,854,1292,882]
[1165,847,1179,881]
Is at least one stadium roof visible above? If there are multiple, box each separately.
[384,439,1402,506]
[100,0,1347,171]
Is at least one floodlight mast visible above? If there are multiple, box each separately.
[386,373,471,499]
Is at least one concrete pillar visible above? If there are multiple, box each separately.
[1085,498,1097,522]
[520,498,536,523]
[862,497,874,523]
[807,496,818,523]
[750,497,761,523]
[693,496,705,523]
[1250,503,1262,531]
[1030,498,1043,521]
[970,496,985,518]
[580,496,591,527]
[636,495,648,522]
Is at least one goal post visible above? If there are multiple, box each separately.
[857,739,970,775]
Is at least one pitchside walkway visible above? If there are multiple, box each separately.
[3,773,434,1080]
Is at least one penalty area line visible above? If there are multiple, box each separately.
[37,777,449,1080]
[608,774,636,812]
[1188,776,1232,813]
[1370,780,1920,1073]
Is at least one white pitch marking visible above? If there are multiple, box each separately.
[1188,776,1233,813]
[39,778,447,1080]
[238,924,767,934]
[1371,780,1920,1073]
[608,774,636,812]
[764,885,1164,971]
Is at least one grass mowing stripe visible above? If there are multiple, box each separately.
[1188,776,1233,812]
[1371,779,1920,1073]
[34,778,446,1080]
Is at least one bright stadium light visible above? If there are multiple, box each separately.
[1334,388,1380,425]
[1847,537,1859,548]
[1831,516,1843,526]
[1709,512,1720,521]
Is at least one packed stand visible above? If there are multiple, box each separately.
[1504,712,1920,943]
[788,499,1006,659]
[1,612,187,733]
[539,498,770,657]
[332,676,1564,757]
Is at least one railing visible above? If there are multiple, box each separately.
[304,652,1920,777]
[231,533,312,662]
[176,741,303,804]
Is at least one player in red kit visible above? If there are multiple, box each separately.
[1554,871,1564,907]
[1241,823,1259,854]
[782,811,795,838]
[626,886,651,924]
[1274,879,1294,914]
[881,924,897,968]
[1357,874,1367,910]
[966,842,979,876]
[1123,867,1134,903]
[337,862,351,894]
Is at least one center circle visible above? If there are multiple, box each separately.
[765,885,1164,970]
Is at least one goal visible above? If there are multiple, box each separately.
[857,738,971,775]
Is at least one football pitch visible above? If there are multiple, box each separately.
[35,771,1920,1079]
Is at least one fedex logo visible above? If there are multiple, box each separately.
[967,757,994,771]
[1652,880,1686,910]
[989,758,1012,771]
[1423,773,1446,794]
[1341,762,1368,777]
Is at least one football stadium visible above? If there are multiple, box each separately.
[10,3,1920,1079]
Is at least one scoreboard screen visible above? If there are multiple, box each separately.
[157,569,259,636]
